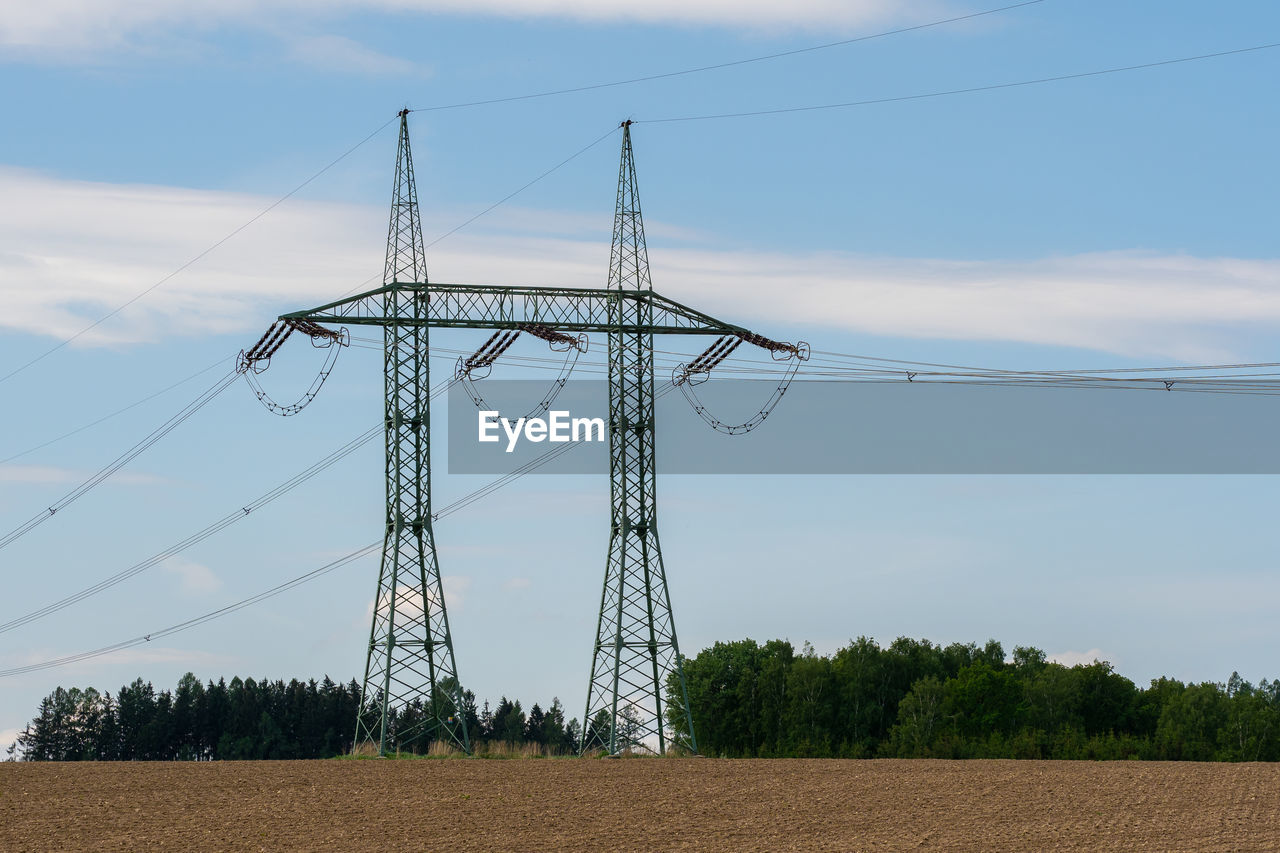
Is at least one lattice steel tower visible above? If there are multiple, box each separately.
[355,110,470,755]
[582,121,696,754]
[284,114,803,757]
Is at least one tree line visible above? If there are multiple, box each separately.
[12,673,578,761]
[669,638,1280,760]
[10,636,1279,761]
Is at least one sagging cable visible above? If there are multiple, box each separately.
[238,319,350,417]
[456,326,588,420]
[674,334,810,435]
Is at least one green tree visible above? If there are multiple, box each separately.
[1156,681,1229,761]
[885,675,947,757]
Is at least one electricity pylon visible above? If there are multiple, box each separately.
[354,110,469,755]
[581,121,694,755]
[284,114,801,756]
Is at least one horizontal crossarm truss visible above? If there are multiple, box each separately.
[282,283,749,336]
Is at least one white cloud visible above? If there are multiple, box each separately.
[161,556,222,596]
[4,169,1280,362]
[285,34,425,76]
[0,727,23,755]
[364,573,472,620]
[0,464,168,486]
[1048,648,1111,668]
[503,577,532,590]
[0,464,80,484]
[443,574,472,611]
[0,1,952,55]
[377,0,930,29]
[84,646,233,667]
[1,645,232,671]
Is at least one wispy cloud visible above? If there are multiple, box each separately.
[0,727,23,753]
[503,577,532,590]
[1048,648,1111,668]
[0,464,168,486]
[0,464,81,484]
[2,645,232,671]
[284,34,425,76]
[3,169,1279,362]
[363,573,472,621]
[444,575,472,611]
[0,1,954,57]
[161,557,223,596]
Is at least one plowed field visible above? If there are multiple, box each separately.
[2,759,1277,851]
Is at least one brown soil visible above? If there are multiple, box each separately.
[2,758,1277,852]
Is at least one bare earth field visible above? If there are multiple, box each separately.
[2,758,1278,852]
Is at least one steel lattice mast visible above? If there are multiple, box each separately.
[355,110,470,755]
[284,114,801,757]
[582,121,696,755]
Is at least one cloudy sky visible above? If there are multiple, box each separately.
[2,0,1279,750]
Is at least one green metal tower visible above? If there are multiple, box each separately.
[355,110,470,755]
[283,114,802,757]
[581,121,696,755]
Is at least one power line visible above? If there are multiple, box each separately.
[0,370,241,553]
[409,1,1047,113]
[0,542,383,679]
[639,41,1280,124]
[351,331,1280,394]
[0,115,399,389]
[0,386,598,678]
[425,126,619,250]
[0,425,379,637]
[13,348,1280,677]
[0,378,457,634]
[333,124,620,302]
[0,356,231,466]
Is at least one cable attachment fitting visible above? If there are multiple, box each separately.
[736,330,806,361]
[674,331,809,387]
[237,319,348,374]
[517,324,587,353]
[458,330,521,381]
[455,326,587,421]
[674,336,742,387]
[238,318,350,416]
[673,334,811,435]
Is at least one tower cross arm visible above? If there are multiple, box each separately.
[280,282,756,337]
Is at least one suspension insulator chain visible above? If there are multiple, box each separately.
[238,321,293,373]
[461,330,521,378]
[674,334,810,435]
[455,326,588,421]
[238,319,351,416]
[677,336,742,386]
[518,323,587,352]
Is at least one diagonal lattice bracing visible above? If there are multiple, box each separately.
[582,121,698,755]
[277,114,800,758]
[356,110,470,756]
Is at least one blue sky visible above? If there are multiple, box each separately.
[2,0,1279,749]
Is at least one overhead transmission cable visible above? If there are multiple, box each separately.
[0,378,456,635]
[0,356,231,466]
[14,346,1280,675]
[333,124,619,302]
[0,381,624,679]
[639,41,1280,123]
[0,368,241,553]
[409,1,1047,113]
[0,542,383,679]
[350,332,1280,394]
[0,426,378,636]
[0,116,399,389]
